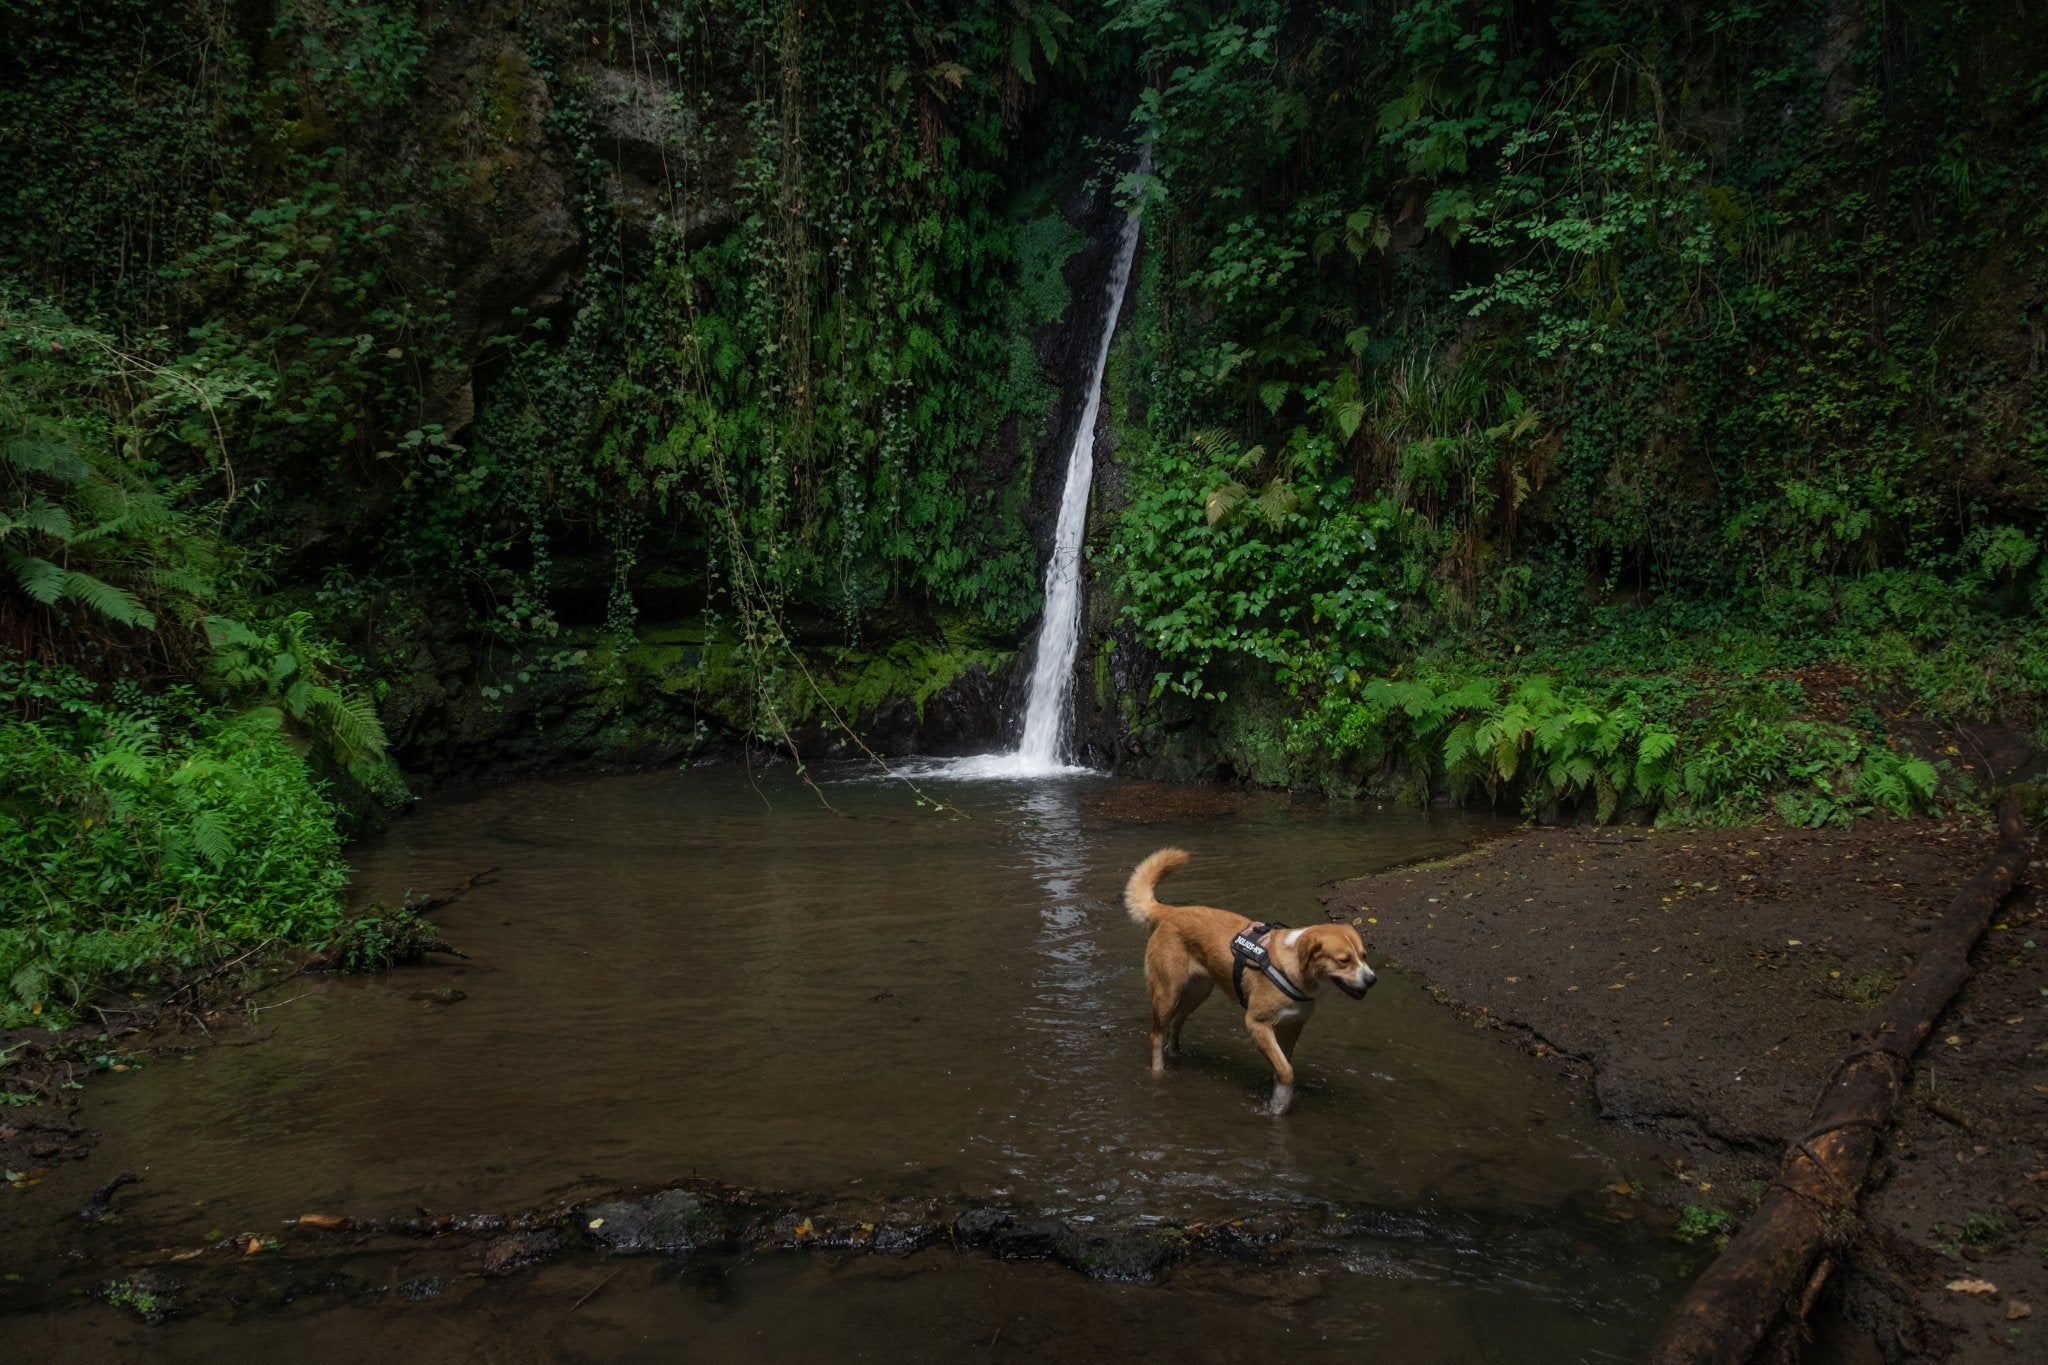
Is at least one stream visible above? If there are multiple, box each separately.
[4,766,1691,1360]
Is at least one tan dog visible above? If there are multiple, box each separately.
[1125,846,1375,1115]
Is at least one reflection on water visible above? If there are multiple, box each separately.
[0,765,1684,1361]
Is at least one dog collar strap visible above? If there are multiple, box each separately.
[1231,922,1312,1005]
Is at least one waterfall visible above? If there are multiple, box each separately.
[940,149,1148,780]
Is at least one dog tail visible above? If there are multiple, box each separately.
[1124,847,1189,925]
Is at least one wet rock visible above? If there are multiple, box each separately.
[578,1189,713,1255]
[409,987,467,1006]
[872,1222,939,1255]
[1052,1226,1178,1281]
[957,1209,1181,1278]
[480,1229,560,1277]
[1189,1214,1295,1257]
[400,1277,444,1301]
[991,1219,1066,1261]
[1335,1209,1438,1243]
[951,1207,1013,1249]
[951,1207,1066,1258]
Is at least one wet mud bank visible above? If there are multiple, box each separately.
[1322,816,2048,1361]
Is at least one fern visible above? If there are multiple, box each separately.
[188,810,233,869]
[201,612,388,779]
[2,493,73,539]
[1898,757,1938,802]
[1637,728,1679,767]
[89,744,153,785]
[9,550,65,602]
[309,685,389,770]
[1593,771,1620,822]
[57,569,155,628]
[2,430,89,482]
[1442,717,1479,773]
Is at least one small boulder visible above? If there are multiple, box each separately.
[1053,1227,1176,1281]
[951,1207,1013,1248]
[578,1189,711,1256]
[480,1229,559,1277]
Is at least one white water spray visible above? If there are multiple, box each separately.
[935,150,1148,780]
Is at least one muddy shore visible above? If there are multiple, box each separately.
[1321,816,2047,1361]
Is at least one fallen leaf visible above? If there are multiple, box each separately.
[1609,1182,1633,1196]
[243,1237,264,1257]
[296,1213,349,1230]
[169,1249,205,1262]
[588,1217,604,1229]
[1787,939,1802,946]
[1946,1279,1998,1296]
[2008,1300,2032,1321]
[1505,976,1520,984]
[1945,1035,1963,1046]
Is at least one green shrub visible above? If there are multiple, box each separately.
[1294,670,1940,825]
[0,661,351,1027]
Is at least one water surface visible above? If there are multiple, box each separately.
[3,766,1685,1359]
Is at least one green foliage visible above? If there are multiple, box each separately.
[368,2,1110,716]
[203,611,391,784]
[5,0,2043,844]
[273,0,429,112]
[101,1279,163,1317]
[1293,655,1948,825]
[1954,1213,2005,1247]
[0,661,351,1028]
[1675,1204,1732,1243]
[323,901,443,974]
[1115,428,1396,700]
[1,298,240,644]
[1107,0,2048,799]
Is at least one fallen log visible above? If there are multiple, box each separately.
[1645,791,2032,1365]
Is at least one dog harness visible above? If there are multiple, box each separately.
[1230,922,1313,1006]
